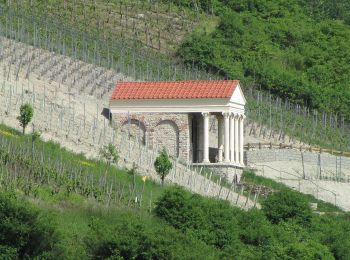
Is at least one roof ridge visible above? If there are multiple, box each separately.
[117,79,239,83]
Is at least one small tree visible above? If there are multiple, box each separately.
[154,148,173,186]
[17,103,33,134]
[99,143,119,166]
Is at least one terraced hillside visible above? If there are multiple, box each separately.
[1,0,200,54]
[1,0,349,153]
[2,1,350,259]
[0,36,256,209]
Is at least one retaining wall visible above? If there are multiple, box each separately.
[245,149,350,169]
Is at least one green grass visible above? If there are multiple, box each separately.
[0,123,166,213]
[0,119,343,216]
[29,196,150,258]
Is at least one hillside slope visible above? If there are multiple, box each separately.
[1,0,349,153]
[176,0,350,117]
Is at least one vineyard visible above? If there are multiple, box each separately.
[2,0,201,54]
[0,0,349,211]
[244,86,350,152]
[2,2,350,258]
[0,124,163,211]
[0,1,214,82]
[1,1,349,153]
[0,42,258,210]
[2,33,350,211]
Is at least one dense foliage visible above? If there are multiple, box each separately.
[177,0,350,117]
[262,190,313,225]
[155,186,350,259]
[86,213,219,259]
[0,192,59,259]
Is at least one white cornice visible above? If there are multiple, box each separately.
[110,86,246,115]
[110,98,245,114]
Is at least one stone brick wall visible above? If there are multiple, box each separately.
[245,149,350,169]
[113,112,190,161]
[200,165,244,183]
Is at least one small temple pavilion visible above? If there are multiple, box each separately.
[109,80,246,170]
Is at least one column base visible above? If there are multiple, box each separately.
[202,159,210,163]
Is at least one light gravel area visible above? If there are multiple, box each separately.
[251,161,350,211]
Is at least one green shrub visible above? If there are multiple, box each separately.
[283,240,334,260]
[0,192,58,259]
[0,245,17,259]
[155,187,241,252]
[178,1,350,118]
[238,209,274,246]
[310,214,350,259]
[86,213,219,259]
[262,190,312,225]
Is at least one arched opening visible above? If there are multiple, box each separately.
[121,119,146,145]
[154,120,179,158]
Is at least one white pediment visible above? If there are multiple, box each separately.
[230,84,246,106]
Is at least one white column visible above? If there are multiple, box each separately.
[223,112,230,162]
[234,114,239,164]
[202,112,210,163]
[217,116,224,162]
[239,115,245,165]
[229,113,235,162]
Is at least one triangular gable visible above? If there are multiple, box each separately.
[230,84,246,105]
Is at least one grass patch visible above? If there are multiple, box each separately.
[0,123,165,213]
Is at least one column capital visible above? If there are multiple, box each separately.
[202,112,210,117]
[233,113,240,119]
[222,112,230,118]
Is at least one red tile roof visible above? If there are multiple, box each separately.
[110,80,240,100]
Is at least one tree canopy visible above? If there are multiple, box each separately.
[176,0,350,117]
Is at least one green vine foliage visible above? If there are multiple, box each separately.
[0,125,160,211]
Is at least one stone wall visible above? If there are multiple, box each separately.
[113,112,190,161]
[245,149,350,169]
[206,165,243,183]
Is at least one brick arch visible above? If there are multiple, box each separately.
[153,120,179,158]
[121,119,146,145]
